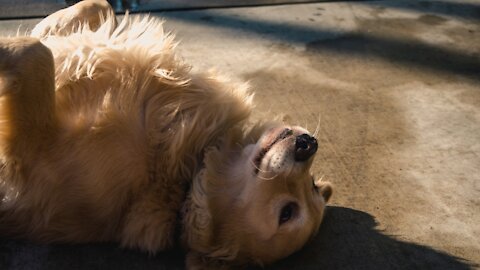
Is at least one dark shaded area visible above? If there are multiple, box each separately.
[159,4,480,82]
[0,0,369,20]
[160,8,342,45]
[357,1,480,22]
[267,207,475,270]
[0,208,473,269]
[306,34,480,82]
[0,0,66,20]
[126,0,324,13]
[0,239,185,270]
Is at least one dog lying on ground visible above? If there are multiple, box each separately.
[0,0,332,268]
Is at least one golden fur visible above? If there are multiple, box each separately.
[0,1,332,269]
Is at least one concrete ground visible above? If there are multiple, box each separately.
[1,0,479,269]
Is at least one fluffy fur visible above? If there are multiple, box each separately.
[0,1,332,269]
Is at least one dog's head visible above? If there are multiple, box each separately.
[182,123,332,269]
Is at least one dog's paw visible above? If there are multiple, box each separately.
[31,0,114,38]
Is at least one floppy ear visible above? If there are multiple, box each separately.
[182,148,245,268]
[181,169,212,252]
[317,181,333,203]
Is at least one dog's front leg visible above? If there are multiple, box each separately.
[0,37,57,159]
[120,178,186,253]
[31,0,116,38]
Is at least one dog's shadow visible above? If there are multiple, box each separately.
[0,206,474,269]
[267,206,474,270]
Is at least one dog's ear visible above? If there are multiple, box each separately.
[182,170,240,270]
[316,180,333,203]
[181,169,212,252]
[182,148,245,268]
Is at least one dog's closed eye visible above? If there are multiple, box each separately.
[279,202,298,225]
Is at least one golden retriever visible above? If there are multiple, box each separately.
[0,0,332,268]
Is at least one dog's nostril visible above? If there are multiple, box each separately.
[295,134,318,161]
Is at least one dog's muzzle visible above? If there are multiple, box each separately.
[294,134,318,161]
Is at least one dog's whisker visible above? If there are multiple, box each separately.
[250,159,279,177]
[249,159,272,174]
[313,114,321,138]
[315,174,325,186]
[257,174,279,181]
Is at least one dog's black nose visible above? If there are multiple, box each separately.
[295,134,318,161]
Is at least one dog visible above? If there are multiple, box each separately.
[0,0,332,268]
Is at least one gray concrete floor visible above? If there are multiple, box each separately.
[0,0,67,19]
[1,0,479,269]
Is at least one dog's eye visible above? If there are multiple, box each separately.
[279,202,298,225]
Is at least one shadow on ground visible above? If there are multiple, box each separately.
[160,1,480,82]
[268,207,474,270]
[0,239,185,270]
[356,0,480,22]
[306,32,479,82]
[0,239,184,270]
[0,207,472,269]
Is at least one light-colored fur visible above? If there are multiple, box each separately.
[0,1,332,269]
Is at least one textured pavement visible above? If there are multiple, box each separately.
[0,0,479,269]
